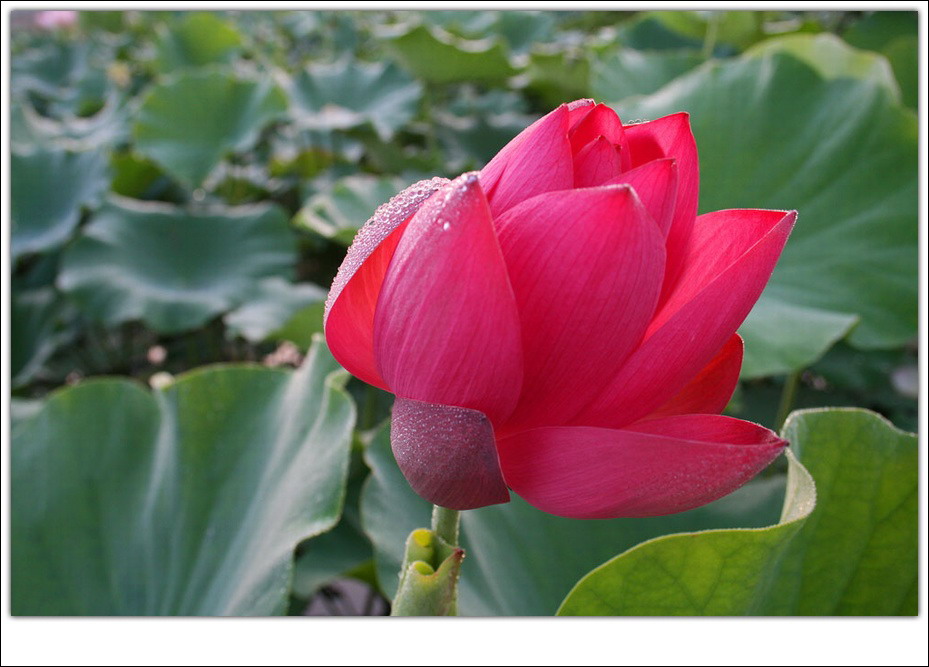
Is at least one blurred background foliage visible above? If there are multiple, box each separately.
[9,9,918,615]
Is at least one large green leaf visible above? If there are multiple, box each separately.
[287,60,422,140]
[558,408,916,615]
[360,422,787,616]
[383,23,517,85]
[58,196,296,334]
[154,12,244,72]
[623,53,917,365]
[12,337,356,615]
[591,49,704,104]
[11,147,108,260]
[291,453,374,600]
[133,70,287,187]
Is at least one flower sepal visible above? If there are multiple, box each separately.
[391,528,464,616]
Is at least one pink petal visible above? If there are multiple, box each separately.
[577,209,796,428]
[646,333,743,420]
[573,137,624,188]
[568,103,631,170]
[494,185,665,434]
[566,98,596,127]
[624,113,699,302]
[649,210,797,334]
[497,415,786,518]
[324,178,448,389]
[605,158,678,236]
[373,173,523,425]
[391,397,509,510]
[480,105,574,217]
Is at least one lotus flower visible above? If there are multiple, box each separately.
[325,99,796,518]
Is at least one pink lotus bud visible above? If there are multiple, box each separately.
[325,100,796,518]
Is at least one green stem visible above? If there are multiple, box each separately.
[776,370,801,432]
[431,505,460,546]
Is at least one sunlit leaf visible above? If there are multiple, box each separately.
[745,33,899,100]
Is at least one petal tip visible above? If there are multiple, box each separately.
[567,98,596,110]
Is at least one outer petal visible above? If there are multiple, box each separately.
[480,104,573,217]
[494,185,665,433]
[573,137,624,188]
[374,173,523,425]
[324,177,448,389]
[604,158,678,236]
[497,415,786,518]
[646,333,743,420]
[391,397,509,510]
[568,103,631,171]
[577,209,796,428]
[624,113,698,302]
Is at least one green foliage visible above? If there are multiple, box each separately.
[154,12,244,72]
[294,174,407,244]
[384,23,517,84]
[59,196,296,334]
[12,338,355,615]
[134,70,287,187]
[745,33,899,99]
[843,11,918,108]
[591,49,704,103]
[12,147,108,260]
[11,288,70,387]
[739,295,858,379]
[224,278,327,344]
[288,60,422,140]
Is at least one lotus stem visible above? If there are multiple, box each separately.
[776,370,801,432]
[431,504,460,546]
